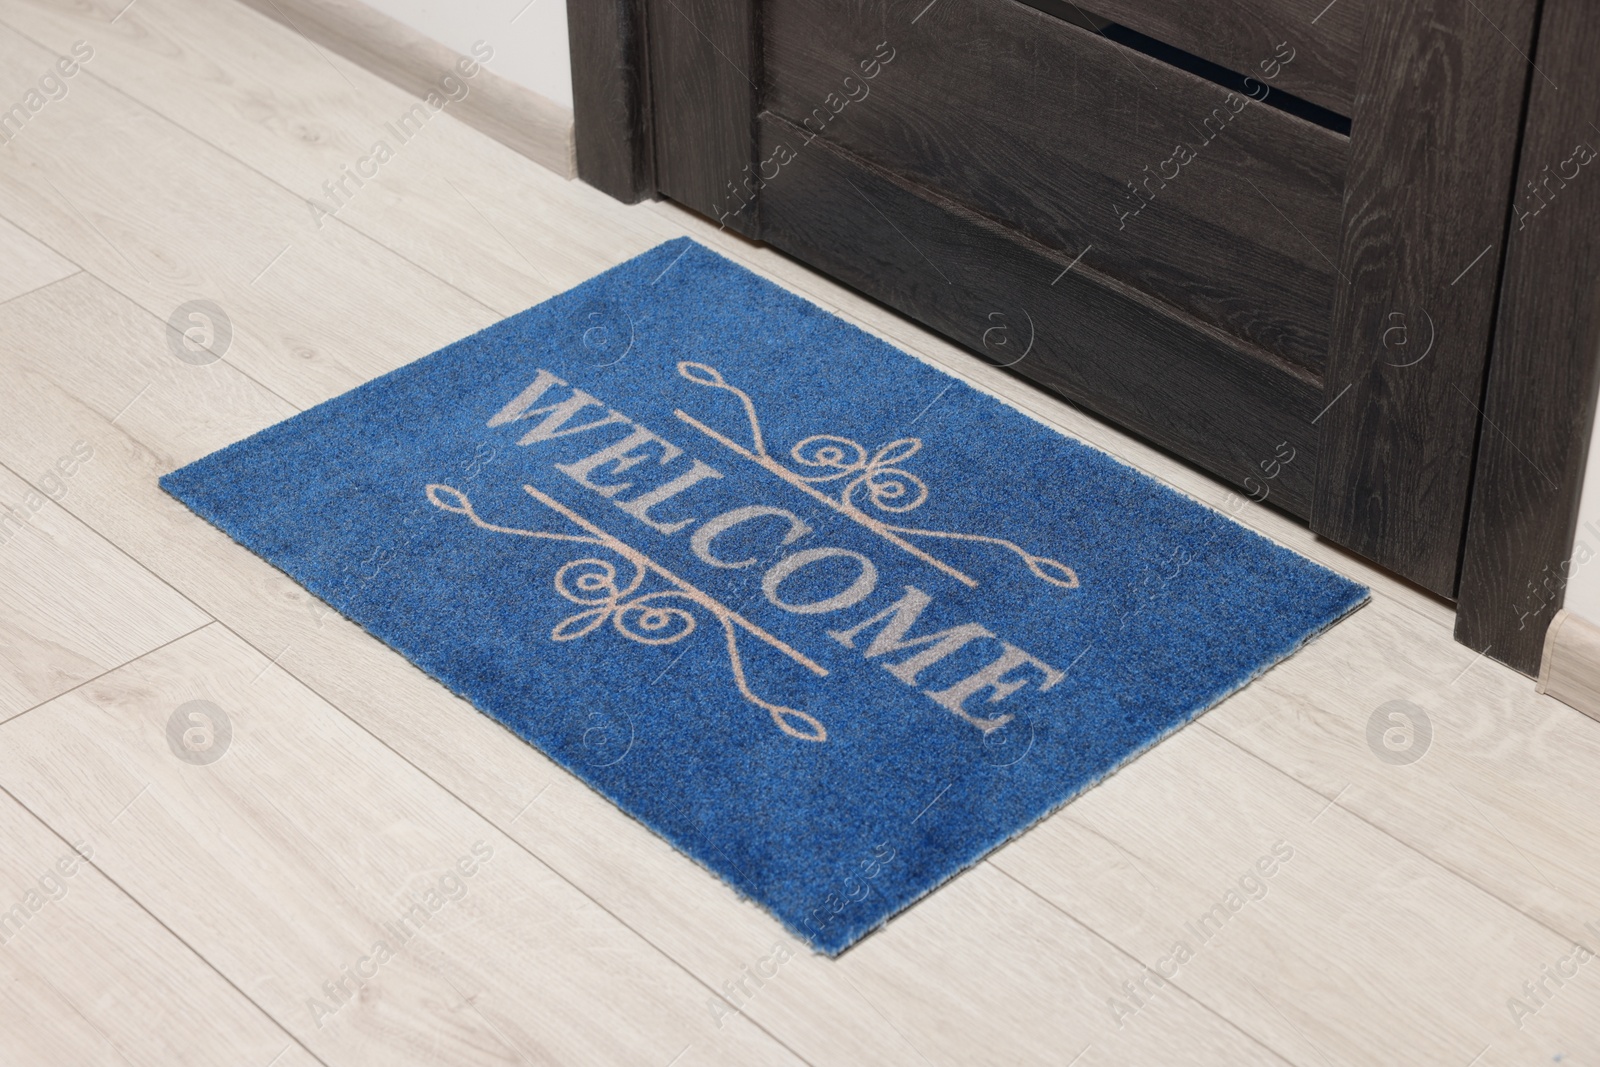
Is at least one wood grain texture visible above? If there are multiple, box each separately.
[235,0,575,177]
[994,722,1600,1066]
[1072,0,1364,115]
[0,20,497,409]
[646,0,762,237]
[695,227,1455,632]
[0,0,655,322]
[567,0,654,201]
[757,111,1324,516]
[0,214,74,304]
[0,622,800,1066]
[0,461,210,723]
[0,787,318,1066]
[1208,591,1600,979]
[1454,0,1600,673]
[764,0,1348,372]
[1311,0,1541,596]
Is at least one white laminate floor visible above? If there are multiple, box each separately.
[0,1,1597,1064]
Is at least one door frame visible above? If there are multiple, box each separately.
[1454,0,1600,675]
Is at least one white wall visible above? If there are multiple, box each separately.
[364,0,572,109]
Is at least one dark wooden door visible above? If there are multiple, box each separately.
[569,0,1548,652]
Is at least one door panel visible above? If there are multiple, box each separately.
[758,112,1324,514]
[645,0,761,236]
[765,0,1348,372]
[1311,0,1541,596]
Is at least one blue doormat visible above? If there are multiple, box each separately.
[162,238,1365,954]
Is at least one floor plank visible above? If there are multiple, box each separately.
[0,782,317,1066]
[0,21,497,410]
[0,0,668,318]
[993,724,1600,1064]
[0,622,802,1067]
[0,212,74,303]
[0,459,210,722]
[1206,595,1600,954]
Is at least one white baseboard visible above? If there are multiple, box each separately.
[1537,609,1600,722]
[237,0,575,178]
